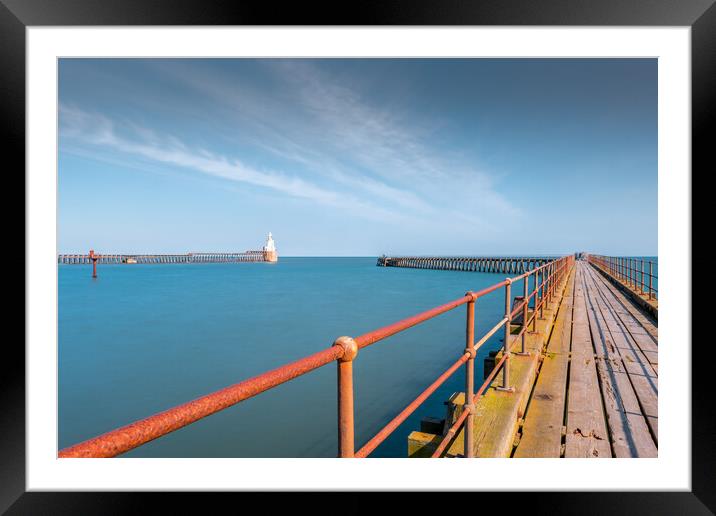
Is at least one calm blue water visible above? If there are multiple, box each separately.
[60,257,530,457]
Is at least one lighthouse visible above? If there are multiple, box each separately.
[263,232,278,263]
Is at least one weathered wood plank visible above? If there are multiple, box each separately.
[582,266,657,457]
[593,288,658,347]
[590,266,658,340]
[589,271,659,374]
[565,264,612,458]
[513,269,575,457]
[585,266,658,443]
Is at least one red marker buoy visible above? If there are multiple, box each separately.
[90,249,97,278]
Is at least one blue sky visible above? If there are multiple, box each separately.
[58,58,657,256]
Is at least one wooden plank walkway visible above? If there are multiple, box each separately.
[513,261,658,458]
[512,266,574,457]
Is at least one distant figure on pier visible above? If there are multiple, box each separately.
[263,232,278,263]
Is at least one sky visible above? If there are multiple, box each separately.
[58,58,657,256]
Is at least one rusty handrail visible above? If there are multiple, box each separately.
[353,295,477,349]
[59,255,574,459]
[59,346,343,458]
[586,254,657,300]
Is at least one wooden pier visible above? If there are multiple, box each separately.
[377,256,554,274]
[59,233,279,267]
[58,252,658,460]
[408,260,658,458]
[58,251,268,265]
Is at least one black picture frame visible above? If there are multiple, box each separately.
[5,0,707,513]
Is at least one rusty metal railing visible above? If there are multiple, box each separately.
[59,255,574,459]
[586,254,658,300]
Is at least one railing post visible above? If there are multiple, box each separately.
[497,279,515,392]
[464,293,476,458]
[556,261,560,288]
[649,261,653,299]
[517,275,529,355]
[536,269,543,319]
[532,272,538,330]
[640,259,645,294]
[540,267,545,318]
[552,262,556,299]
[557,261,561,284]
[624,258,627,283]
[333,336,358,458]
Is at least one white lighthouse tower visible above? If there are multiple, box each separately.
[263,232,278,262]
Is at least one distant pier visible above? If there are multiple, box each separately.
[58,233,279,267]
[377,255,554,274]
[58,251,268,265]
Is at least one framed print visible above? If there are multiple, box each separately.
[6,0,709,512]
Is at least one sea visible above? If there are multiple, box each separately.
[58,256,656,457]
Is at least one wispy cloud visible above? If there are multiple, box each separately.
[60,59,521,242]
[158,60,518,217]
[59,104,408,222]
[266,60,452,182]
